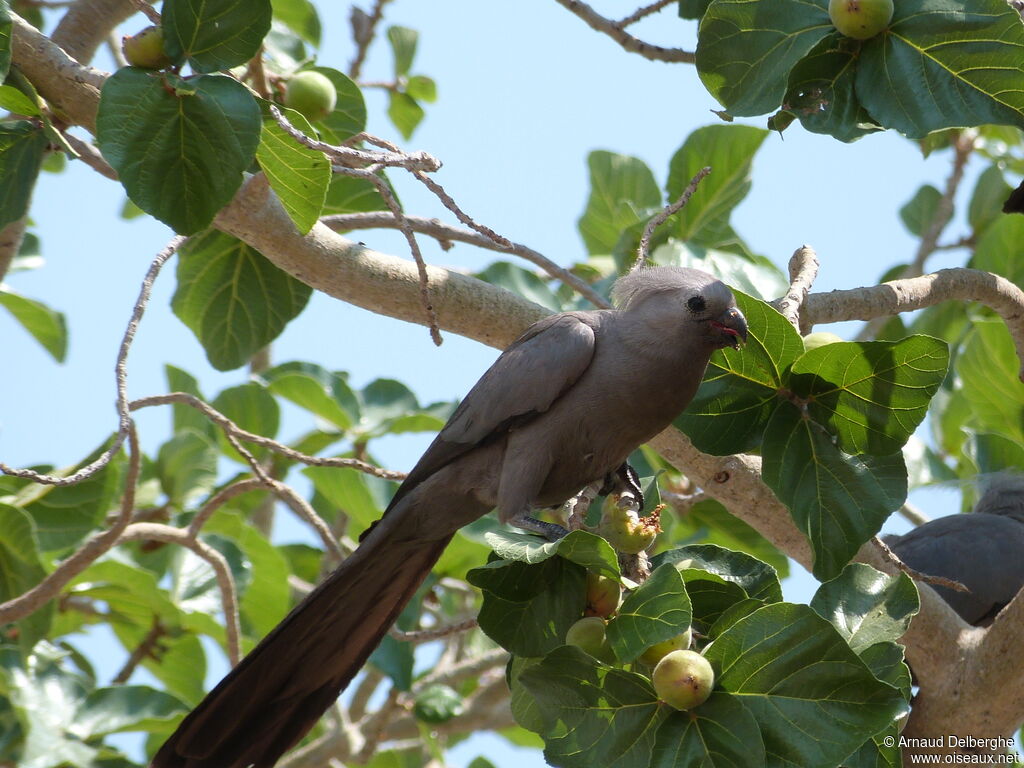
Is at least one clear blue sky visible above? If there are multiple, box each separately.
[1,2,978,765]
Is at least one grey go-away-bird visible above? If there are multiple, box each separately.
[887,474,1024,625]
[151,266,748,768]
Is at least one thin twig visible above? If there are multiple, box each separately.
[62,132,118,179]
[553,0,696,63]
[112,617,165,684]
[0,236,185,483]
[872,535,969,593]
[126,0,161,24]
[632,166,711,272]
[349,0,391,81]
[321,212,609,308]
[617,0,677,27]
[355,687,403,764]
[389,617,478,643]
[898,501,931,527]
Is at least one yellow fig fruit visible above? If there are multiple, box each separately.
[638,629,693,666]
[652,649,715,710]
[828,0,894,40]
[585,571,621,618]
[802,331,844,352]
[122,26,171,70]
[565,617,616,663]
[597,501,662,555]
[284,71,338,123]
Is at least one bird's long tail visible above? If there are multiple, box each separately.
[150,529,453,768]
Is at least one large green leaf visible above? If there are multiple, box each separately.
[0,120,47,228]
[956,318,1024,443]
[0,1,10,82]
[0,503,51,649]
[705,603,908,767]
[484,529,621,578]
[578,151,661,255]
[303,466,392,532]
[156,428,218,508]
[650,241,788,301]
[696,0,832,117]
[258,361,359,430]
[967,165,1012,238]
[311,67,367,142]
[899,184,942,237]
[972,215,1024,290]
[856,0,1024,138]
[468,556,586,657]
[476,261,566,313]
[271,0,321,46]
[810,563,919,653]
[162,0,272,73]
[71,686,187,738]
[518,646,667,768]
[761,402,907,580]
[606,563,691,663]
[96,69,261,234]
[165,364,216,439]
[171,230,312,370]
[650,694,765,768]
[654,543,783,604]
[787,336,949,455]
[0,288,67,361]
[256,103,330,235]
[675,291,802,455]
[210,382,281,461]
[665,124,767,245]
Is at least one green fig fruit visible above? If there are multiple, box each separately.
[585,571,621,618]
[122,26,171,70]
[652,649,715,710]
[639,629,693,666]
[597,500,662,555]
[565,617,616,663]
[828,0,894,40]
[802,331,844,352]
[284,71,338,123]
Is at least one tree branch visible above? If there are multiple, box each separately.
[552,0,696,63]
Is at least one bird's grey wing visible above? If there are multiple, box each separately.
[385,312,598,511]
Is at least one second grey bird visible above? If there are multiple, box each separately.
[887,474,1024,625]
[151,266,748,768]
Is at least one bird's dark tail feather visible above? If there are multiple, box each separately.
[150,532,453,768]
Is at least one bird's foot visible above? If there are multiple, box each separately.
[511,514,569,542]
[599,463,645,512]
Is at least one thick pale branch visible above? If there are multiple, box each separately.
[804,268,1024,380]
[772,245,819,333]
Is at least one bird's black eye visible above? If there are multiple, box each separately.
[686,295,706,313]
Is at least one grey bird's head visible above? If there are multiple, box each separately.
[611,267,748,350]
[973,472,1024,523]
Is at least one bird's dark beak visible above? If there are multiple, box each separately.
[710,306,748,349]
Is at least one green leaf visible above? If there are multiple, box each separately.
[303,466,393,533]
[23,445,125,554]
[705,603,908,768]
[165,364,216,439]
[666,124,768,245]
[0,119,47,228]
[162,0,272,73]
[96,69,261,234]
[761,402,908,580]
[859,641,912,699]
[309,67,366,142]
[578,150,661,255]
[210,382,280,461]
[653,543,783,604]
[606,564,691,663]
[387,26,418,77]
[271,0,321,46]
[258,361,359,429]
[414,684,464,724]
[968,165,1012,237]
[256,103,330,234]
[972,215,1024,290]
[0,1,10,81]
[476,261,564,312]
[171,230,312,370]
[468,556,586,657]
[0,288,67,361]
[811,563,919,653]
[966,431,1024,476]
[899,184,942,237]
[678,0,713,20]
[650,241,787,301]
[650,694,765,768]
[957,318,1024,443]
[787,336,949,455]
[0,503,52,649]
[406,75,437,103]
[0,84,39,116]
[156,428,218,507]
[483,529,620,578]
[778,35,882,143]
[856,1,1024,139]
[71,685,187,737]
[518,646,666,768]
[696,0,832,117]
[387,91,424,139]
[323,174,388,214]
[675,291,802,455]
